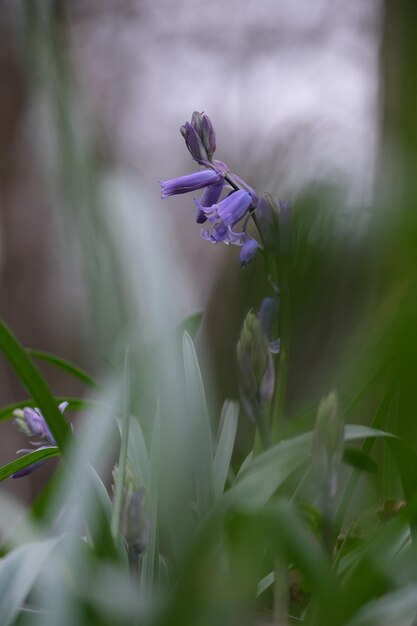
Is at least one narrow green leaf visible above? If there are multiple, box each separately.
[141,404,161,592]
[111,347,131,540]
[256,570,275,597]
[213,400,239,500]
[127,416,149,488]
[0,447,60,482]
[0,320,71,448]
[182,332,214,519]
[27,348,100,389]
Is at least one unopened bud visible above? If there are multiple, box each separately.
[312,391,343,498]
[181,111,217,162]
[256,194,280,252]
[120,486,150,553]
[201,114,216,160]
[112,462,150,553]
[12,408,32,437]
[180,121,208,163]
[237,311,275,421]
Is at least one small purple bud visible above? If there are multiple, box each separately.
[180,121,209,163]
[12,460,47,479]
[201,114,216,160]
[240,238,261,267]
[23,407,50,440]
[190,111,204,136]
[258,296,280,353]
[160,170,222,198]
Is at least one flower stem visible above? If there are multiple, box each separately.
[271,262,291,444]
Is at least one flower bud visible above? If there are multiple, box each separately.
[255,195,294,260]
[201,114,216,160]
[181,112,217,162]
[240,238,261,267]
[120,486,150,553]
[255,194,280,252]
[12,409,32,437]
[180,121,208,163]
[237,311,275,422]
[112,462,150,553]
[312,391,343,498]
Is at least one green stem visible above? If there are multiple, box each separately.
[271,263,291,444]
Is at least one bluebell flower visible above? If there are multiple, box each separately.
[160,170,223,198]
[196,189,252,229]
[11,402,69,478]
[195,181,224,224]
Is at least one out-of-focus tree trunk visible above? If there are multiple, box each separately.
[378,0,417,203]
[376,0,417,454]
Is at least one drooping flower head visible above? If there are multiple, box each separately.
[160,111,293,266]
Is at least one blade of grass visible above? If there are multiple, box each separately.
[0,320,71,448]
[213,400,239,500]
[27,349,100,389]
[182,331,214,519]
[0,448,60,482]
[111,347,131,540]
[141,403,161,592]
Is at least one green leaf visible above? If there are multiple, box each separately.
[0,320,71,448]
[0,538,62,626]
[225,426,391,513]
[0,447,60,481]
[111,347,131,540]
[213,400,239,499]
[127,416,149,488]
[182,332,214,518]
[343,447,378,473]
[346,582,417,626]
[176,311,203,340]
[141,404,161,592]
[27,349,100,389]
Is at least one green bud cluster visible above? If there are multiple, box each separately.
[312,391,344,498]
[237,311,275,423]
[112,462,149,553]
